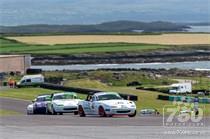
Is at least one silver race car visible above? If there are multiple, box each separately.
[48,92,81,115]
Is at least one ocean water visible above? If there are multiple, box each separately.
[186,26,210,33]
[31,61,210,71]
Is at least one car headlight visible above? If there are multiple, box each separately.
[130,105,135,107]
[54,103,64,106]
[128,101,134,104]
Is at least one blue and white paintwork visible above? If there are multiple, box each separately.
[27,94,51,114]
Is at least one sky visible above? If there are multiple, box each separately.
[0,0,209,25]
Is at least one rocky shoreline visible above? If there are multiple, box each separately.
[32,50,210,65]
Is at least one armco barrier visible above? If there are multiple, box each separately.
[40,83,138,101]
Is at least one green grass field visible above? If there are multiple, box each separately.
[0,37,170,54]
[0,88,56,100]
[0,88,87,100]
[44,70,175,86]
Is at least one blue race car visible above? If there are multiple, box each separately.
[27,94,51,114]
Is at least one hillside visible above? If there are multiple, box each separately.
[0,21,188,35]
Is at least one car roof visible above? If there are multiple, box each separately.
[94,92,119,97]
[22,74,43,79]
[53,92,77,96]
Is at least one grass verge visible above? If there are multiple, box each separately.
[0,87,87,100]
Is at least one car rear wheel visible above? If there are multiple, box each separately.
[78,105,86,117]
[27,110,31,115]
[128,110,136,117]
[46,108,51,115]
[74,111,78,115]
[59,112,63,115]
[98,106,106,117]
[52,105,57,115]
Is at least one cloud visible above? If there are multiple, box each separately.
[0,0,209,25]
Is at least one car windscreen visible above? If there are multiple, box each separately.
[171,87,179,90]
[98,94,122,101]
[53,94,75,100]
[36,96,50,102]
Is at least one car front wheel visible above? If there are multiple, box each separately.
[78,105,86,117]
[98,106,106,117]
[74,111,78,115]
[128,110,136,117]
[51,105,57,115]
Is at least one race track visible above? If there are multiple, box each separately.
[0,97,30,113]
[1,97,210,139]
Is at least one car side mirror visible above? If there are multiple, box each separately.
[32,99,36,103]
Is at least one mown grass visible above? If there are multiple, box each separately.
[0,88,56,100]
[0,109,21,116]
[0,87,86,100]
[0,37,170,54]
[1,36,210,55]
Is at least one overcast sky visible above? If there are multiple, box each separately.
[0,0,209,25]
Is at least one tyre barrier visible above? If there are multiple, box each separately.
[157,95,169,100]
[26,68,42,74]
[40,83,138,101]
[158,94,210,104]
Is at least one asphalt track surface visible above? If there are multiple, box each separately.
[1,97,210,139]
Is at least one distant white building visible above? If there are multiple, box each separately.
[0,55,31,74]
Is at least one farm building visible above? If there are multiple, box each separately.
[0,55,31,74]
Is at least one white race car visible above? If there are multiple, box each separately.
[78,92,136,117]
[48,92,81,115]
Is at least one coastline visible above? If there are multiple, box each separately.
[32,50,210,65]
